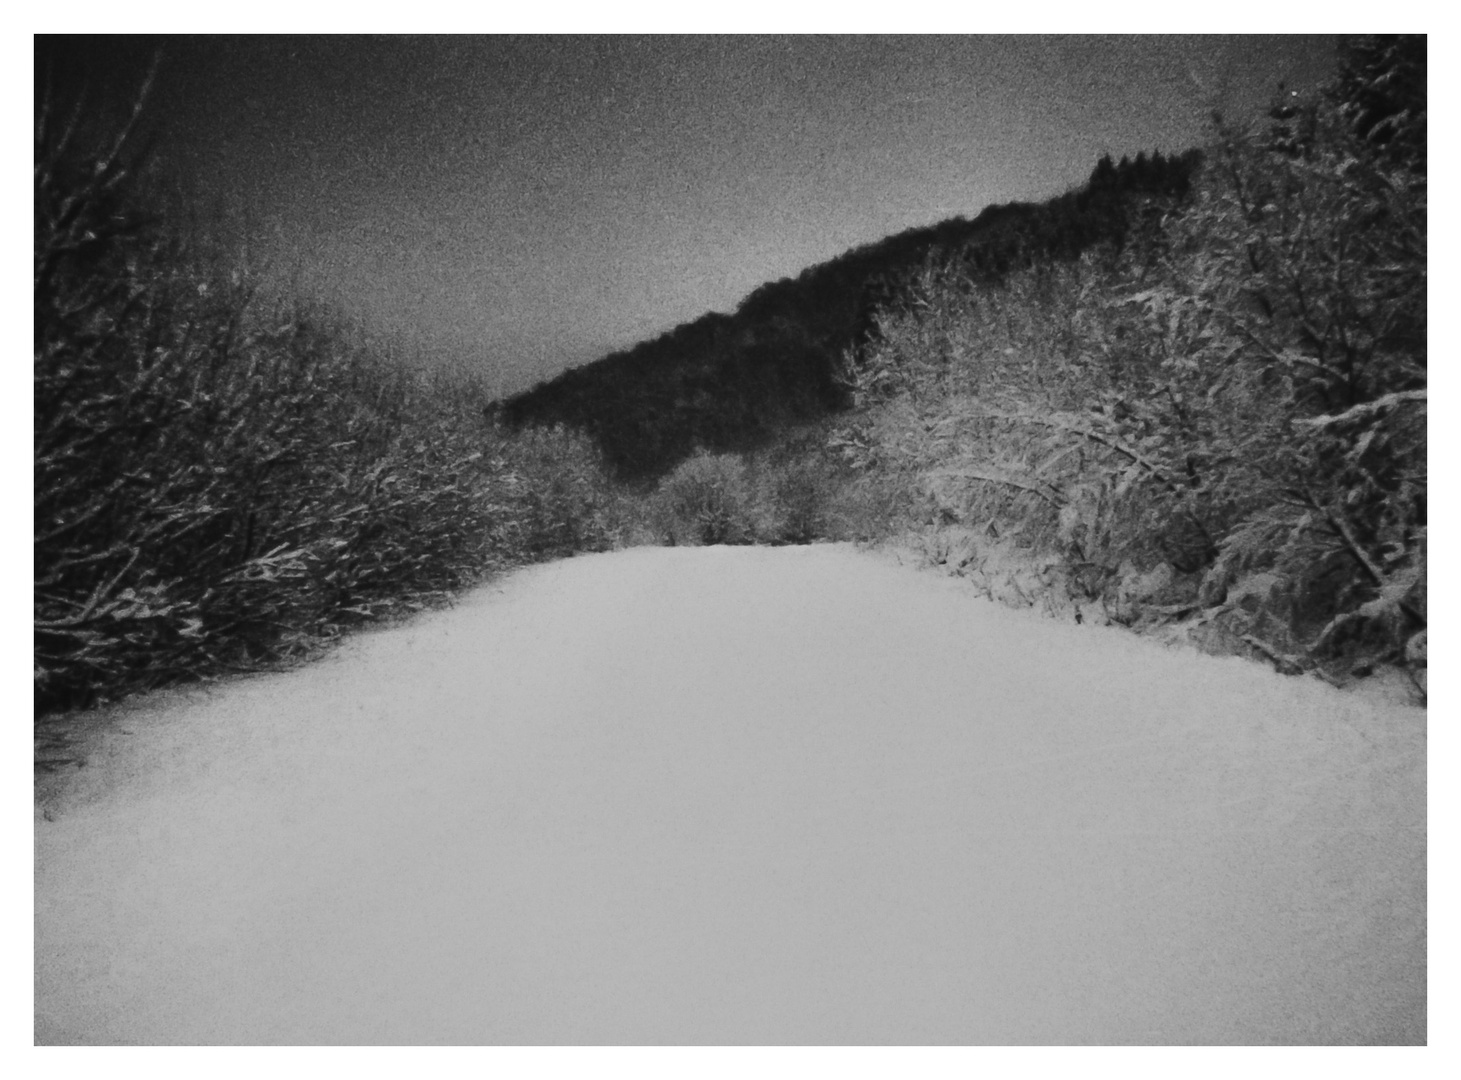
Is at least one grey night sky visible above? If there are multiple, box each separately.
[39,35,1340,396]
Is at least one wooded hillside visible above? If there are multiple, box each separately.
[500,150,1201,480]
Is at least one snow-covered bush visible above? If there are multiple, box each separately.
[655,451,754,545]
[482,424,625,559]
[834,38,1425,682]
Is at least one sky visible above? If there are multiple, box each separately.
[36,35,1341,396]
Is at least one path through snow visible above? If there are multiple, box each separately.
[35,544,1425,1044]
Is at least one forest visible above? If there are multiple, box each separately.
[35,35,1426,724]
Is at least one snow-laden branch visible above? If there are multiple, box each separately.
[1295,389,1427,428]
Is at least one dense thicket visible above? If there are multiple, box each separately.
[501,151,1200,480]
[831,36,1425,683]
[34,81,622,719]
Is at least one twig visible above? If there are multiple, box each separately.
[1294,389,1427,429]
[925,466,1064,507]
[1241,633,1305,675]
[1313,497,1385,587]
[985,407,1173,485]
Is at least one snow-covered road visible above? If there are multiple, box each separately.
[35,544,1425,1044]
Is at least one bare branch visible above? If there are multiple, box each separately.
[94,50,162,186]
[925,466,1065,507]
[1294,389,1427,428]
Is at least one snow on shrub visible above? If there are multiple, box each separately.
[655,451,754,545]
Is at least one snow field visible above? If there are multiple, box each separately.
[35,544,1424,1044]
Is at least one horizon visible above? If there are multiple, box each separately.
[36,34,1340,396]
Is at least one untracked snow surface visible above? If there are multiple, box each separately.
[35,544,1425,1045]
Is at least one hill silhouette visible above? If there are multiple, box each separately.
[499,150,1201,480]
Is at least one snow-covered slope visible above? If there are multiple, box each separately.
[35,544,1425,1044]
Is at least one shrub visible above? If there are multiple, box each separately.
[33,228,506,713]
[654,451,754,545]
[481,424,626,560]
[756,456,835,543]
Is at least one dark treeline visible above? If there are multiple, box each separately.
[500,150,1201,481]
